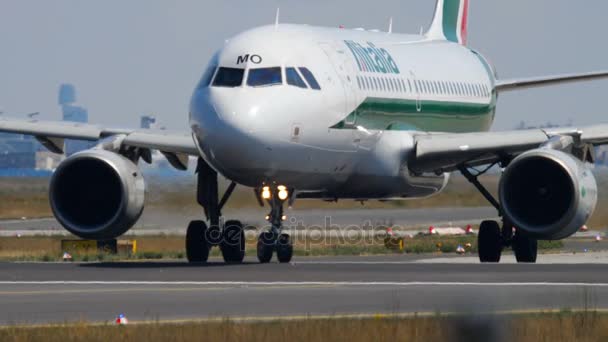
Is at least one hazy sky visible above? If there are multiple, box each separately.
[1,0,608,130]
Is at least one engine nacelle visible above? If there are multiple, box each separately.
[49,149,145,239]
[499,149,597,240]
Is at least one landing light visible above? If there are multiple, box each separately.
[262,186,271,200]
[278,185,289,200]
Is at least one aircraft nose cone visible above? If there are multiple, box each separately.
[209,89,261,135]
[189,88,270,173]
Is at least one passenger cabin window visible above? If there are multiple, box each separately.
[286,67,307,89]
[212,67,244,88]
[247,67,282,87]
[298,67,321,90]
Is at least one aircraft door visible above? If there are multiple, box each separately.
[337,45,360,126]
[319,42,358,126]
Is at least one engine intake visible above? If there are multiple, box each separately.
[499,149,597,240]
[49,149,145,239]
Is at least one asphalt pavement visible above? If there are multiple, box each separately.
[1,254,608,325]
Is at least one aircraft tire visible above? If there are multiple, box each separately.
[220,220,245,263]
[276,234,293,263]
[512,233,538,263]
[478,220,502,263]
[186,220,210,263]
[257,232,275,263]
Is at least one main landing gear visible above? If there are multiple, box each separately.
[459,166,537,263]
[186,158,244,263]
[257,185,293,263]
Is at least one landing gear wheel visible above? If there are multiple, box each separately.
[257,232,275,263]
[478,220,502,263]
[186,220,210,263]
[512,233,538,263]
[220,220,245,264]
[205,226,223,246]
[276,234,293,263]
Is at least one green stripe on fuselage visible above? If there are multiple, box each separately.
[331,97,496,133]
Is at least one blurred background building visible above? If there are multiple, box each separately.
[59,83,95,156]
[1,84,191,177]
[140,115,157,129]
[597,146,608,167]
[0,132,37,169]
[0,83,92,171]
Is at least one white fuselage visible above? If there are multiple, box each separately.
[189,24,497,200]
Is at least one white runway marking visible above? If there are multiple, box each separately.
[1,281,608,287]
[294,261,422,265]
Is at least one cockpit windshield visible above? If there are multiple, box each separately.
[212,67,245,88]
[197,65,217,89]
[286,68,307,89]
[247,67,282,87]
[298,67,321,90]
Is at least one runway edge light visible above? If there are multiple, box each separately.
[116,313,128,325]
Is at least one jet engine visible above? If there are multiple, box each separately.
[499,148,597,240]
[49,149,145,239]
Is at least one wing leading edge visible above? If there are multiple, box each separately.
[495,70,608,92]
[409,125,608,174]
[0,117,199,157]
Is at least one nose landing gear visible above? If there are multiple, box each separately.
[257,185,294,263]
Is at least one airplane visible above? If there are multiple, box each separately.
[1,0,608,264]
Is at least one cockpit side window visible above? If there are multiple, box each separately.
[198,65,217,89]
[212,67,245,88]
[298,67,321,90]
[286,67,308,89]
[247,67,283,87]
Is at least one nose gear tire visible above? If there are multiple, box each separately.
[276,234,293,263]
[257,232,275,263]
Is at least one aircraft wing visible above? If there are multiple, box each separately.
[0,117,199,156]
[496,70,608,92]
[409,125,608,174]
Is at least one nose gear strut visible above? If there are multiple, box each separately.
[257,185,293,263]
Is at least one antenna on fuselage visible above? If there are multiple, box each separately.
[388,17,393,34]
[274,8,280,30]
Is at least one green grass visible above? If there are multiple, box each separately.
[1,311,607,342]
[0,234,564,262]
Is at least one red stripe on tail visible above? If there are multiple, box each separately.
[461,0,469,45]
